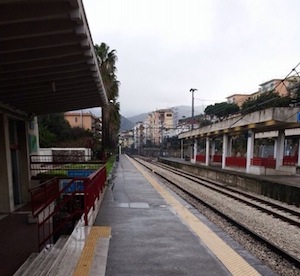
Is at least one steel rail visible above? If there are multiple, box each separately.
[133,157,300,269]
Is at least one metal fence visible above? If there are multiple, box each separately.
[29,164,107,251]
[30,154,103,176]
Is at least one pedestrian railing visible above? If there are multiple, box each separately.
[225,156,247,168]
[195,154,206,163]
[283,155,298,166]
[29,165,106,251]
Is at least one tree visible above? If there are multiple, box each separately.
[95,43,120,155]
[38,113,72,147]
[241,91,291,115]
[205,102,239,119]
[38,113,95,149]
[290,82,300,106]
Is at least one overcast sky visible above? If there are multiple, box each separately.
[83,0,299,117]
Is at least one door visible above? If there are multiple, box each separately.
[9,119,22,205]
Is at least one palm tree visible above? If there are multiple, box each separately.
[95,43,120,156]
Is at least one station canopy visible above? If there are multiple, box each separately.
[0,0,108,117]
[179,107,300,139]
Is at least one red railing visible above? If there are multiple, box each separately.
[225,157,246,168]
[29,178,60,217]
[29,165,107,251]
[84,166,107,226]
[196,154,223,163]
[251,156,298,168]
[212,155,222,163]
[195,155,206,163]
[251,157,276,168]
[283,155,298,166]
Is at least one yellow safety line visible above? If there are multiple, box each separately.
[129,157,261,276]
[73,226,111,276]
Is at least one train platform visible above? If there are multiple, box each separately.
[5,154,277,275]
[0,204,37,276]
[86,155,275,276]
[163,156,300,188]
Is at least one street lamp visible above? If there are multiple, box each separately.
[190,88,198,130]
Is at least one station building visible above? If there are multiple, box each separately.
[0,0,108,213]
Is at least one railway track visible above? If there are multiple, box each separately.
[152,161,300,227]
[132,156,300,272]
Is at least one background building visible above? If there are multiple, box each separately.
[64,111,102,136]
[227,76,300,107]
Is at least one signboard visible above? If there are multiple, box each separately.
[298,112,300,122]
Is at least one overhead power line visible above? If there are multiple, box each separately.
[227,62,300,129]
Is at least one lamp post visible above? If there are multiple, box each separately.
[189,88,197,130]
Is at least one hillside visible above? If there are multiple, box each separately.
[120,115,134,131]
[120,105,206,131]
[84,106,206,132]
[126,105,206,124]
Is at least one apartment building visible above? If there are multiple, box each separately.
[145,108,175,145]
[226,93,252,107]
[64,111,101,135]
[227,76,300,107]
[259,77,299,96]
[119,130,134,150]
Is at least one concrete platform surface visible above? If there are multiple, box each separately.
[93,155,275,276]
[0,204,37,276]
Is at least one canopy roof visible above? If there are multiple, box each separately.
[179,107,300,139]
[0,0,108,117]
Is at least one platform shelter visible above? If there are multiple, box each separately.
[0,0,108,213]
[178,107,300,175]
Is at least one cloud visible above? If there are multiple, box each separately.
[84,0,300,117]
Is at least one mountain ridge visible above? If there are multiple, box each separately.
[120,105,206,131]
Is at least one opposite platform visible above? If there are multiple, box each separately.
[91,155,275,276]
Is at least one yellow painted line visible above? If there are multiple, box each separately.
[129,157,261,276]
[73,226,111,276]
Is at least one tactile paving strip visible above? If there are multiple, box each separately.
[130,157,260,276]
[73,226,111,276]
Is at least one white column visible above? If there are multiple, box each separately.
[222,134,228,169]
[205,137,210,166]
[228,136,233,157]
[190,139,193,161]
[298,138,300,166]
[246,130,254,173]
[194,139,198,161]
[180,139,184,160]
[276,130,285,168]
[211,139,216,157]
[191,138,197,164]
[273,139,277,158]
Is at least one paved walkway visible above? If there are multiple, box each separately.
[92,155,275,276]
[0,204,37,276]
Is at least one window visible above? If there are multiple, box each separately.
[166,113,172,117]
[75,117,78,123]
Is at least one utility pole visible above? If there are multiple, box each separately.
[190,88,197,130]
